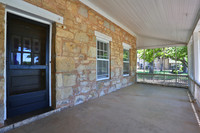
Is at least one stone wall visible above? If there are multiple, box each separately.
[25,0,137,107]
[0,3,5,125]
[0,0,136,125]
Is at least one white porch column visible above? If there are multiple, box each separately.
[193,31,200,99]
[193,32,200,82]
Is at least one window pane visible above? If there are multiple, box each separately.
[97,51,103,58]
[23,53,32,65]
[104,43,108,51]
[123,62,129,75]
[97,41,103,51]
[97,60,109,79]
[103,52,108,59]
[123,49,129,61]
[97,40,109,59]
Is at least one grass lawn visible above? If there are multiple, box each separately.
[137,70,188,75]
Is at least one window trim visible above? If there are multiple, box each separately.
[123,43,131,76]
[96,39,110,81]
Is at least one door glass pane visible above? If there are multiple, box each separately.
[33,39,41,53]
[33,54,40,65]
[23,53,31,65]
[12,36,21,51]
[23,38,31,52]
[11,52,21,65]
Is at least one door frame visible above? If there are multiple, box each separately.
[4,7,52,120]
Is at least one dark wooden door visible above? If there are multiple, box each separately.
[7,13,49,118]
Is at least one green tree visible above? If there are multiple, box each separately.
[138,46,188,73]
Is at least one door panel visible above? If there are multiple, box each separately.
[7,13,49,118]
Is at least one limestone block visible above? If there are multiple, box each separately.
[55,37,62,55]
[77,64,86,73]
[89,73,96,81]
[74,32,89,43]
[100,90,105,96]
[116,83,122,89]
[81,45,88,54]
[89,15,97,24]
[110,24,115,32]
[56,87,73,100]
[115,68,120,77]
[80,81,88,86]
[108,86,116,93]
[88,47,96,58]
[80,24,87,32]
[87,90,98,100]
[56,73,63,87]
[80,87,90,93]
[122,78,128,85]
[104,81,110,87]
[57,28,74,39]
[63,42,81,55]
[78,6,88,18]
[104,21,110,29]
[63,74,77,86]
[56,56,75,72]
[75,95,86,105]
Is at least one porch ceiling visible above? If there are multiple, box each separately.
[83,0,200,49]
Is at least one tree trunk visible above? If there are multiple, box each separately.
[149,61,154,73]
[160,57,163,71]
[183,64,187,73]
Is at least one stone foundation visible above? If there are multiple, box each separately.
[0,0,136,125]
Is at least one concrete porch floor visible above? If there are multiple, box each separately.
[7,84,199,133]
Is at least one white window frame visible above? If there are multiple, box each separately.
[123,43,131,76]
[95,31,112,81]
[96,39,110,81]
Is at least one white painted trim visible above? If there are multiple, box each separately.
[123,74,130,77]
[0,0,63,24]
[95,31,112,42]
[49,24,52,107]
[4,8,7,121]
[187,91,200,127]
[80,0,137,38]
[123,42,131,50]
[4,8,53,120]
[96,77,110,81]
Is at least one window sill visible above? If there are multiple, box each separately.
[96,77,110,81]
[123,74,130,77]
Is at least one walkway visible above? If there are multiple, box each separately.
[7,84,200,133]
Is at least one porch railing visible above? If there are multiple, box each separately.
[188,76,200,106]
[136,73,188,88]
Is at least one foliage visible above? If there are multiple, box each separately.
[137,46,188,67]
